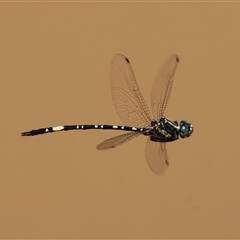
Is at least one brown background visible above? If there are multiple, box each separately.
[1,2,240,239]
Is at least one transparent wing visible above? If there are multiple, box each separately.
[110,54,151,127]
[145,138,169,175]
[151,54,179,119]
[97,132,141,150]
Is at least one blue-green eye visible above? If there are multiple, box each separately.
[180,120,193,138]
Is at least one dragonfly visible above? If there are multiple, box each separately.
[21,54,193,175]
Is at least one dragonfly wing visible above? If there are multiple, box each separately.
[145,138,169,175]
[110,54,151,127]
[151,54,179,119]
[97,132,141,150]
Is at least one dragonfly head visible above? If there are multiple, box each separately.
[179,120,193,138]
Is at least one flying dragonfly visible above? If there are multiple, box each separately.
[21,54,193,175]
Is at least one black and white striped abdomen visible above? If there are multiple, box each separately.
[21,124,144,136]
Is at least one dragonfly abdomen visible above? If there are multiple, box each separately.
[21,124,144,136]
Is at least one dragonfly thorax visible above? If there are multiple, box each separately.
[144,117,193,142]
[143,117,179,142]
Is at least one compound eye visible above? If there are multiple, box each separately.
[180,120,193,138]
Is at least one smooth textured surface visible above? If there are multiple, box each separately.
[1,2,240,239]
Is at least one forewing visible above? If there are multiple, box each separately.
[97,132,141,150]
[145,138,169,175]
[151,54,179,119]
[110,54,151,127]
